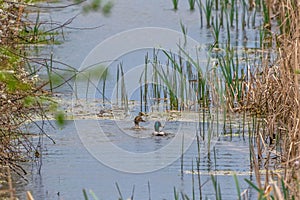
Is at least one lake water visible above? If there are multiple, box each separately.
[16,119,256,199]
[15,0,264,199]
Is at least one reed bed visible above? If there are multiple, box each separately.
[241,0,300,198]
[94,0,299,198]
[4,0,298,198]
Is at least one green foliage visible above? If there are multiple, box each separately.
[78,65,109,81]
[55,111,65,128]
[102,1,114,15]
[244,179,266,199]
[0,71,31,92]
[82,189,100,200]
[23,96,35,107]
[203,0,213,27]
[172,0,179,10]
[188,0,196,10]
[212,16,221,47]
[233,174,241,200]
[82,0,113,14]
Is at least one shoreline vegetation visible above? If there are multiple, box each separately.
[0,1,51,198]
[0,0,299,199]
[0,0,112,199]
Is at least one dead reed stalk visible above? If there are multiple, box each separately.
[244,0,300,198]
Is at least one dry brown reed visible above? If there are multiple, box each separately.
[0,165,16,199]
[1,0,50,185]
[243,0,300,198]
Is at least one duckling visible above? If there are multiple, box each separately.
[153,121,165,136]
[134,112,147,128]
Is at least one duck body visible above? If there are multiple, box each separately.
[134,112,146,128]
[152,121,166,136]
[153,131,165,136]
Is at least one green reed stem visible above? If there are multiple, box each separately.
[172,0,179,10]
[116,65,119,105]
[212,16,221,48]
[230,0,234,27]
[144,53,148,112]
[188,0,196,10]
[115,182,124,200]
[204,0,213,28]
[180,20,188,45]
[233,174,241,200]
[119,63,128,112]
[86,73,90,101]
[181,133,184,176]
[196,0,203,28]
[102,68,108,104]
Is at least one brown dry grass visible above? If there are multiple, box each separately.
[244,0,300,198]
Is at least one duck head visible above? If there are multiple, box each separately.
[154,121,163,132]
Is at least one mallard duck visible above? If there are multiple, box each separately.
[134,112,146,128]
[153,121,165,136]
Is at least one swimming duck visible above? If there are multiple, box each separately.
[153,121,165,136]
[134,112,146,128]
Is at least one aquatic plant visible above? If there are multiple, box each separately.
[83,0,114,14]
[227,0,235,27]
[261,0,270,29]
[180,20,188,45]
[118,62,128,111]
[196,0,203,27]
[211,16,221,47]
[172,0,179,10]
[203,0,213,28]
[188,0,196,10]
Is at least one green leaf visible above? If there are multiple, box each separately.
[23,96,35,107]
[102,2,113,15]
[83,189,89,200]
[55,111,65,127]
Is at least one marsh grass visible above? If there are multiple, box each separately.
[203,0,213,28]
[211,16,221,47]
[188,0,196,10]
[172,0,179,10]
[27,0,300,199]
[118,63,128,112]
[239,1,300,197]
[180,20,188,45]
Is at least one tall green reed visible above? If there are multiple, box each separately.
[196,0,203,27]
[172,0,179,10]
[118,63,128,112]
[212,16,221,47]
[101,68,108,104]
[211,175,222,200]
[180,20,188,45]
[188,0,196,10]
[203,0,213,28]
[229,0,235,27]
